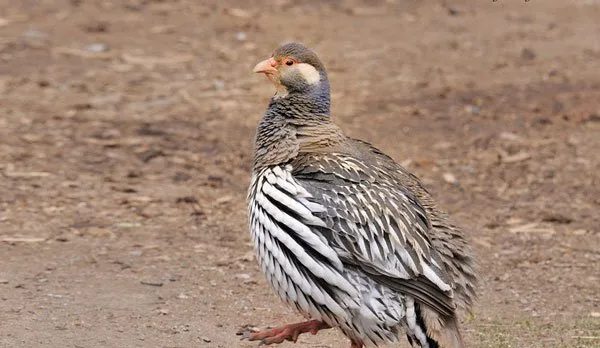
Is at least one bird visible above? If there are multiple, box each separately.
[245,42,477,348]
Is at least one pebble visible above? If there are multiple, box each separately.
[90,94,121,109]
[0,279,8,284]
[225,8,251,18]
[115,222,141,228]
[213,80,225,90]
[432,141,453,150]
[499,132,523,142]
[201,337,211,343]
[22,29,47,38]
[464,105,480,115]
[85,43,110,53]
[442,172,457,184]
[141,280,164,287]
[521,48,536,61]
[173,172,191,182]
[86,227,115,238]
[235,32,247,41]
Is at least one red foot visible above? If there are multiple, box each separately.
[245,320,330,345]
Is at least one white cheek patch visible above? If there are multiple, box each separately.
[296,63,321,85]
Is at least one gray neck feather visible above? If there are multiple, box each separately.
[253,77,331,169]
[270,76,330,117]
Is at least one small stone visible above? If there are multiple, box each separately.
[176,196,198,204]
[126,170,142,178]
[85,43,110,53]
[150,25,174,34]
[22,29,47,39]
[500,151,531,164]
[590,312,600,318]
[235,32,247,41]
[464,105,480,115]
[541,213,572,224]
[214,80,225,90]
[586,113,600,123]
[0,279,8,284]
[177,293,188,299]
[86,227,115,238]
[442,172,457,184]
[216,195,233,204]
[506,217,523,225]
[115,222,141,228]
[236,273,251,280]
[499,132,523,142]
[201,337,211,343]
[173,172,191,182]
[521,48,536,61]
[82,21,109,33]
[432,141,453,150]
[446,7,459,16]
[225,8,251,18]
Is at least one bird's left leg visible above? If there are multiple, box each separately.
[244,320,330,345]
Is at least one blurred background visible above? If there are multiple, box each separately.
[0,0,599,347]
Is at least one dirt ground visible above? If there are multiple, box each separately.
[1,0,599,347]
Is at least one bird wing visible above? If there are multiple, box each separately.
[288,153,456,317]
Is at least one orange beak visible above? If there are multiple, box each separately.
[253,57,279,75]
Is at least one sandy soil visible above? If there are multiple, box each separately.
[1,1,599,347]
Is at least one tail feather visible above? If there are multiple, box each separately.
[406,299,464,348]
[419,304,464,348]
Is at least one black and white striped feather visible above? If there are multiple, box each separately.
[248,154,459,345]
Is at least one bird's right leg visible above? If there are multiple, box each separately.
[244,320,330,345]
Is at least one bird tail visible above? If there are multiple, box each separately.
[406,300,465,348]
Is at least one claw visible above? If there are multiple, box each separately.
[244,320,330,345]
[237,325,261,341]
[239,331,250,341]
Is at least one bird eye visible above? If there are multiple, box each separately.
[285,60,294,66]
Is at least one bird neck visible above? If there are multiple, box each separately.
[269,80,331,117]
[252,91,345,170]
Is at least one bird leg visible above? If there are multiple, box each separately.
[244,320,330,345]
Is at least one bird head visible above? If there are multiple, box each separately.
[253,42,328,99]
